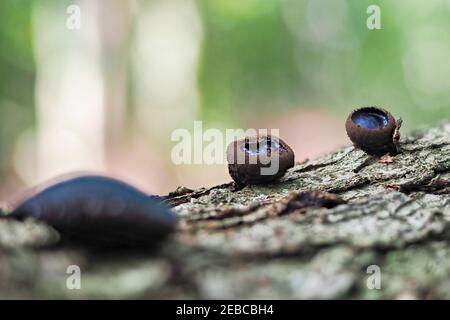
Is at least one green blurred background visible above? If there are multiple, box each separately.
[0,0,449,198]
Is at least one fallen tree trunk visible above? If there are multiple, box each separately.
[0,122,449,299]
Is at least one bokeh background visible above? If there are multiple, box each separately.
[0,0,449,199]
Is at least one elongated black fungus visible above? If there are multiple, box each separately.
[10,176,177,247]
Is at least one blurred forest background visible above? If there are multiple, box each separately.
[0,0,449,199]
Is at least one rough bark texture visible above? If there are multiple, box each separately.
[0,122,449,299]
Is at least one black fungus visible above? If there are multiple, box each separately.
[345,106,401,156]
[10,176,177,247]
[226,135,295,186]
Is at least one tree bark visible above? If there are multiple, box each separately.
[0,122,449,299]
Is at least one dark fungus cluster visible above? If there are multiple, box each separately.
[5,106,400,248]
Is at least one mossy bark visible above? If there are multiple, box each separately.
[0,122,449,299]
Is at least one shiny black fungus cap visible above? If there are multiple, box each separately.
[226,135,295,186]
[10,176,178,248]
[345,107,400,156]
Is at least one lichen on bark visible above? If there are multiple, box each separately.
[0,122,449,299]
